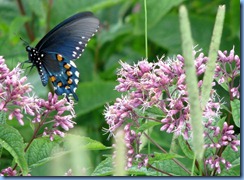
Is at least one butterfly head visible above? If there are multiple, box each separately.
[26,46,40,62]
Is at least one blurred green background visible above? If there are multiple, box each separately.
[0,0,240,176]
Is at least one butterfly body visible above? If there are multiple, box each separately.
[26,12,99,101]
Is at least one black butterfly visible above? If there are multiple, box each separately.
[25,12,99,101]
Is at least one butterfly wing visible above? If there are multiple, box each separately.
[33,12,99,100]
[40,52,80,100]
[36,12,99,60]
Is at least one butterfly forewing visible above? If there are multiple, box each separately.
[26,12,99,101]
[36,12,99,60]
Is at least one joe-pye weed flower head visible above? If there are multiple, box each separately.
[104,47,240,173]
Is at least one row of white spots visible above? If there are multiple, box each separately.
[71,60,79,85]
[72,35,90,58]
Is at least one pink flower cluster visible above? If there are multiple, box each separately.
[104,47,240,173]
[0,167,17,176]
[0,56,39,125]
[216,47,240,99]
[0,56,76,140]
[205,156,232,174]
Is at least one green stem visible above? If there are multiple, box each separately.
[144,0,148,58]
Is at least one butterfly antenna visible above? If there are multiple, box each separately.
[20,59,32,70]
[19,37,29,46]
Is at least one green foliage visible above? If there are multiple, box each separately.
[220,135,240,176]
[178,135,194,159]
[0,0,239,176]
[91,157,113,176]
[136,121,161,134]
[26,135,108,168]
[0,125,28,175]
[230,99,240,128]
[75,81,120,116]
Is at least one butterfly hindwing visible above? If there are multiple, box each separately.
[41,52,80,100]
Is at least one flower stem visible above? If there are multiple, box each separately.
[147,163,173,176]
[144,0,148,59]
[143,132,191,175]
[24,112,49,152]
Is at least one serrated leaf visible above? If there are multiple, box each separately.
[136,121,161,133]
[178,135,194,159]
[231,99,240,127]
[0,125,28,175]
[25,136,62,168]
[151,159,190,176]
[0,111,6,124]
[91,157,113,176]
[26,134,108,168]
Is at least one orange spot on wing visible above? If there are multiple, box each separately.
[64,63,71,69]
[67,78,73,84]
[50,76,56,82]
[56,54,63,61]
[57,82,63,87]
[66,70,72,76]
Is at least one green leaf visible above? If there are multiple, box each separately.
[99,23,132,45]
[0,111,7,124]
[0,125,28,175]
[134,0,185,34]
[9,16,29,43]
[127,166,148,175]
[149,152,183,164]
[230,99,240,127]
[148,15,181,55]
[92,156,149,176]
[91,157,113,176]
[136,121,161,133]
[26,135,108,168]
[151,159,190,176]
[178,135,194,159]
[75,81,120,115]
[25,136,61,168]
[219,164,240,176]
[63,134,108,151]
[145,106,164,117]
[220,134,240,176]
[229,0,240,39]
